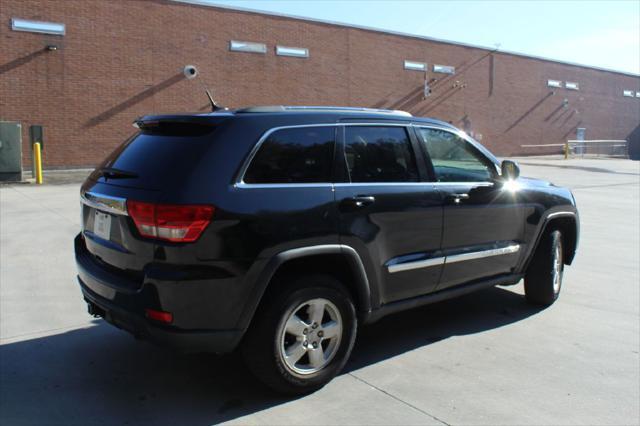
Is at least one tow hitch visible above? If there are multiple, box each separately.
[86,300,105,318]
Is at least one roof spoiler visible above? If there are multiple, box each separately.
[132,112,233,129]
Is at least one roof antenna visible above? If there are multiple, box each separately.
[205,88,224,112]
[183,65,227,112]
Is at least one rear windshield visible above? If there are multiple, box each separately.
[92,126,215,189]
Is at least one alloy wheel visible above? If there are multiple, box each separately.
[278,298,343,376]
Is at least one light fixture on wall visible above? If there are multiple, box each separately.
[45,45,58,51]
[404,60,426,71]
[11,18,65,35]
[433,64,455,74]
[276,45,309,58]
[229,40,267,54]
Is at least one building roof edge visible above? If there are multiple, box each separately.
[171,0,640,78]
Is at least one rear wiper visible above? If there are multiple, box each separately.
[98,167,138,179]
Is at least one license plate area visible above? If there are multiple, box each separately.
[93,210,112,240]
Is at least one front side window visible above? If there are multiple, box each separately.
[243,127,335,183]
[419,128,495,182]
[344,126,419,183]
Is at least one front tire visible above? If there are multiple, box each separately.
[525,229,564,305]
[241,275,357,394]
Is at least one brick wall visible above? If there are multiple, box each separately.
[1,0,639,168]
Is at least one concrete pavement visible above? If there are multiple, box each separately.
[1,158,638,425]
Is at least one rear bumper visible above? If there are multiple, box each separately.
[74,234,245,353]
[79,279,241,353]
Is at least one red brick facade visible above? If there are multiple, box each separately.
[1,0,639,168]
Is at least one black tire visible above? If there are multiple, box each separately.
[525,229,564,305]
[241,274,357,395]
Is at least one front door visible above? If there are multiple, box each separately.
[335,124,444,304]
[416,127,524,290]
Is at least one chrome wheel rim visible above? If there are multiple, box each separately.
[278,298,342,376]
[552,244,562,293]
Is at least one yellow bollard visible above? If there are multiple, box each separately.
[34,142,43,184]
[563,142,569,160]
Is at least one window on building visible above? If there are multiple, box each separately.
[623,90,635,97]
[419,128,495,182]
[547,80,563,88]
[343,126,419,183]
[565,82,579,90]
[243,127,335,183]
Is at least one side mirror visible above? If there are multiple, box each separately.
[501,160,520,180]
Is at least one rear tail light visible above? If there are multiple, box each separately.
[127,200,214,243]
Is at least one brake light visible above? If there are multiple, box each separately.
[127,200,214,242]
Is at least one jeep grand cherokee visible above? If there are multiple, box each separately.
[75,106,579,394]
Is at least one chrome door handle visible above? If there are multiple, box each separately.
[351,195,375,207]
[341,195,375,210]
[446,193,470,204]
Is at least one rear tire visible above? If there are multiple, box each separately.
[525,229,564,306]
[241,274,357,395]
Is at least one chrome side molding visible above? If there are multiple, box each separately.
[387,256,445,273]
[81,191,128,216]
[387,244,520,274]
[445,244,520,264]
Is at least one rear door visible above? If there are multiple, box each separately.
[234,124,339,253]
[335,124,444,305]
[416,127,524,290]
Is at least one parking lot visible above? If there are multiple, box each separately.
[1,157,638,425]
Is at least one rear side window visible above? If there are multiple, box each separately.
[344,126,418,183]
[243,127,335,184]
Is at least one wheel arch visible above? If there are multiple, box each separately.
[524,211,579,273]
[239,245,373,332]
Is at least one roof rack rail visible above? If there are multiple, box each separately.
[236,105,412,116]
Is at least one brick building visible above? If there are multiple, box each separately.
[1,0,639,169]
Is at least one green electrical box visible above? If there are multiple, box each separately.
[0,122,22,182]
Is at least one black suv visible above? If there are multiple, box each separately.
[75,106,579,394]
